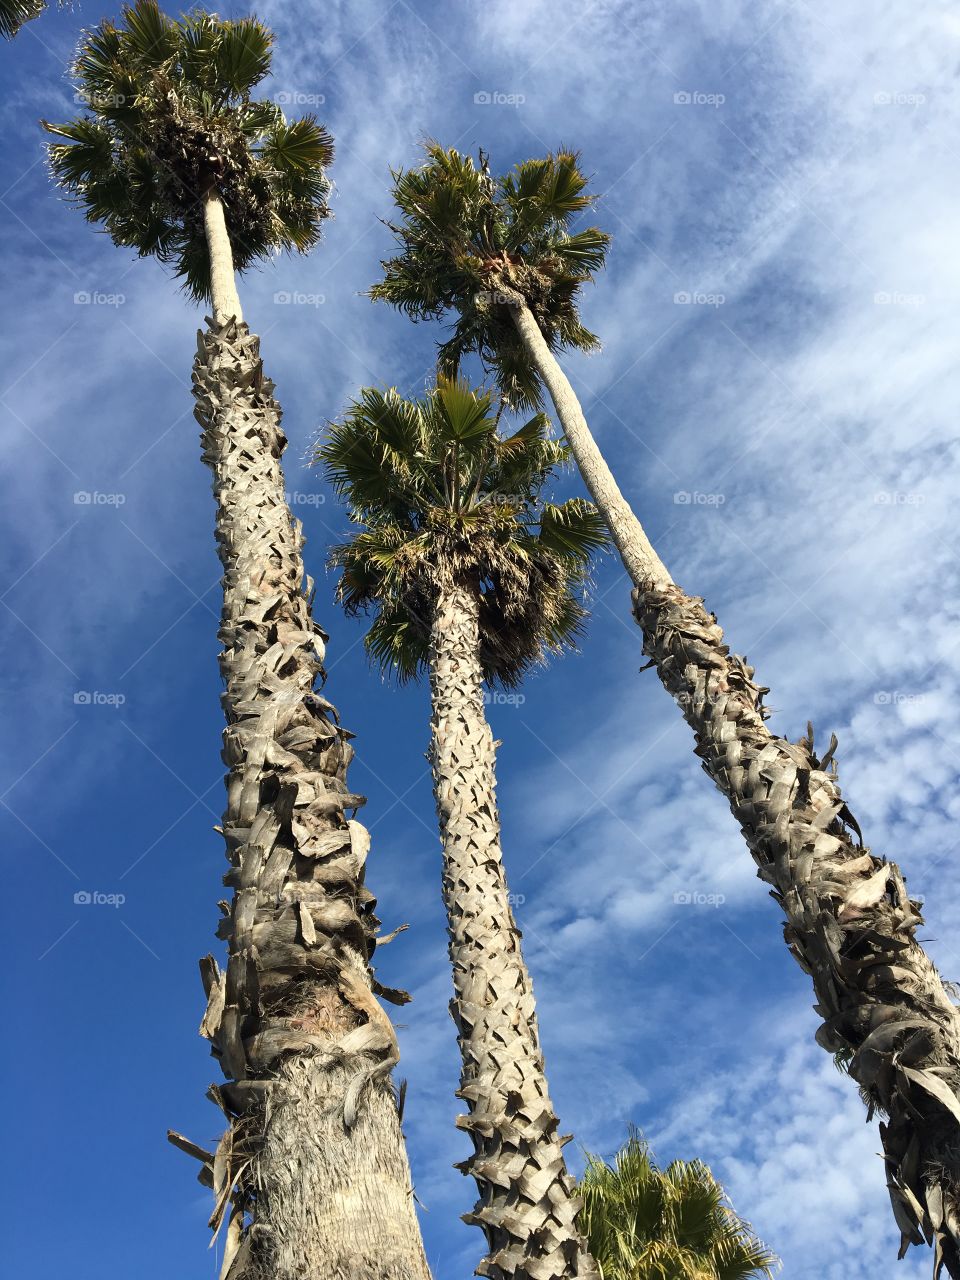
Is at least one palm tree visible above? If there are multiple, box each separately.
[372,143,960,1277]
[43,7,430,1278]
[320,377,607,1280]
[0,0,44,39]
[579,1131,778,1280]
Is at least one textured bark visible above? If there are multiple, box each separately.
[511,301,960,1277]
[428,580,597,1280]
[171,317,431,1280]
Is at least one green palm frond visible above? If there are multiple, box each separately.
[42,0,334,302]
[371,142,611,410]
[1,0,45,40]
[211,16,272,97]
[319,378,608,686]
[120,0,177,66]
[579,1131,779,1280]
[538,499,608,563]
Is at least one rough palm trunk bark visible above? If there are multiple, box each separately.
[510,298,960,1278]
[427,579,597,1280]
[166,206,432,1280]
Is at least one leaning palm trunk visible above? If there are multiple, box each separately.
[510,298,960,1277]
[168,197,431,1280]
[428,579,597,1280]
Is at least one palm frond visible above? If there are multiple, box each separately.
[212,16,272,97]
[42,0,334,302]
[0,0,45,40]
[579,1131,779,1280]
[119,0,175,67]
[321,379,607,687]
[372,143,609,410]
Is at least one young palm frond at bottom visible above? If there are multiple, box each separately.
[579,1131,779,1280]
[319,376,607,684]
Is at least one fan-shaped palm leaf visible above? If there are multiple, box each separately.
[42,0,333,300]
[579,1133,778,1280]
[319,377,606,685]
[372,142,609,409]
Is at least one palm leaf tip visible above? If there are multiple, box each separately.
[320,379,607,687]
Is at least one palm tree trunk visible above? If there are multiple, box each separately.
[427,578,598,1280]
[510,299,960,1279]
[202,192,244,326]
[167,209,432,1280]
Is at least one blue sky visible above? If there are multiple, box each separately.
[2,1,959,1277]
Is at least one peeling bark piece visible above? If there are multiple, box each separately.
[167,1129,214,1166]
[200,970,226,1040]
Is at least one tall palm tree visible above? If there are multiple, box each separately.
[320,377,607,1280]
[579,1131,778,1280]
[43,7,431,1278]
[372,143,960,1277]
[0,0,44,39]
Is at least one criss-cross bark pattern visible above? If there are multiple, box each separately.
[635,584,960,1276]
[170,317,431,1280]
[428,580,597,1280]
[508,295,960,1277]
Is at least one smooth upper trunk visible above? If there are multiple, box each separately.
[509,301,670,590]
[202,190,244,326]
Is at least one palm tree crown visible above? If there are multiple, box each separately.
[371,143,610,409]
[579,1132,779,1280]
[43,0,333,300]
[318,377,607,684]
